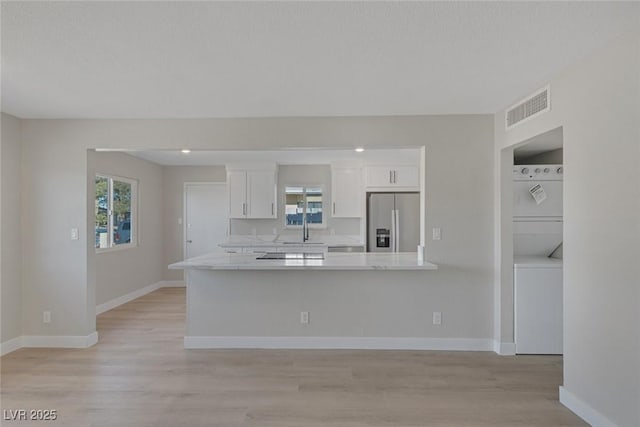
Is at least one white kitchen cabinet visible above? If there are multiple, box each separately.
[228,170,248,218]
[365,165,419,190]
[227,168,277,219]
[331,167,362,217]
[247,170,277,218]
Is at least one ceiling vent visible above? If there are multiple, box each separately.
[506,85,550,130]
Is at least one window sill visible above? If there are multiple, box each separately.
[96,243,138,254]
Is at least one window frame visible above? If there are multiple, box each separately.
[283,185,326,229]
[95,174,138,253]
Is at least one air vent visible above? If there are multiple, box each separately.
[506,85,550,129]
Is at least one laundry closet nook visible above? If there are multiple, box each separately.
[512,127,564,355]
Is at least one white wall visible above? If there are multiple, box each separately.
[162,165,226,281]
[18,115,494,343]
[89,151,165,306]
[495,32,640,427]
[1,113,22,346]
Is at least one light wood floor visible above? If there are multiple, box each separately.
[1,287,586,427]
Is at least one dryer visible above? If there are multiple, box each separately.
[513,165,563,220]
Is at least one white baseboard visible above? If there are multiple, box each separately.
[559,386,620,427]
[22,332,98,349]
[2,332,99,356]
[493,340,516,355]
[96,280,185,315]
[184,336,494,351]
[96,282,162,314]
[159,280,185,288]
[0,336,23,356]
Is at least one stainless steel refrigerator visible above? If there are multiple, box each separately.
[367,192,420,252]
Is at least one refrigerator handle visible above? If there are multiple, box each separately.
[390,210,396,253]
[394,209,400,252]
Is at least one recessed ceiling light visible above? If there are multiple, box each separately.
[181,149,191,154]
[355,147,365,152]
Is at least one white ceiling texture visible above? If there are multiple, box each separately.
[2,1,639,119]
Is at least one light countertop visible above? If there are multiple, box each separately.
[219,234,365,248]
[169,252,437,271]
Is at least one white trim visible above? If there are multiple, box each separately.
[160,280,185,288]
[96,282,162,314]
[559,386,620,427]
[96,280,185,314]
[184,336,494,351]
[21,332,98,349]
[1,336,23,356]
[493,340,517,355]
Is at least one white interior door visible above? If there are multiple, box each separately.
[185,183,228,259]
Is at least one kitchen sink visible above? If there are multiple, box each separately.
[257,252,325,260]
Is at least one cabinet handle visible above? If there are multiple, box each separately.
[393,170,397,184]
[271,203,274,216]
[186,240,193,243]
[389,170,393,184]
[333,202,336,214]
[243,203,246,216]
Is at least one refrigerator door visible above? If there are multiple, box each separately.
[394,192,420,252]
[367,193,395,252]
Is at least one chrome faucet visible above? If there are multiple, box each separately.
[302,215,309,242]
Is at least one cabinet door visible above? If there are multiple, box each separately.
[393,166,419,188]
[227,171,247,218]
[247,170,277,218]
[365,165,419,189]
[332,168,362,217]
[366,166,395,187]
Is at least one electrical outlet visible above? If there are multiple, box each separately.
[43,311,51,324]
[432,227,441,241]
[70,228,79,240]
[178,218,183,225]
[432,311,442,326]
[300,311,309,324]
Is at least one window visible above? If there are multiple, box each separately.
[284,186,324,227]
[95,175,137,250]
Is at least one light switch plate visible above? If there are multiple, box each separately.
[71,228,79,240]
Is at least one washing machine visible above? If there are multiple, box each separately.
[514,256,563,354]
[513,165,563,355]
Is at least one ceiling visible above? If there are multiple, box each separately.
[2,2,639,119]
[120,148,421,166]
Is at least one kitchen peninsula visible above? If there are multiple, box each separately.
[169,252,437,349]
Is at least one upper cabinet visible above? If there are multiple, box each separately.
[227,165,277,219]
[331,167,362,218]
[365,165,419,190]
